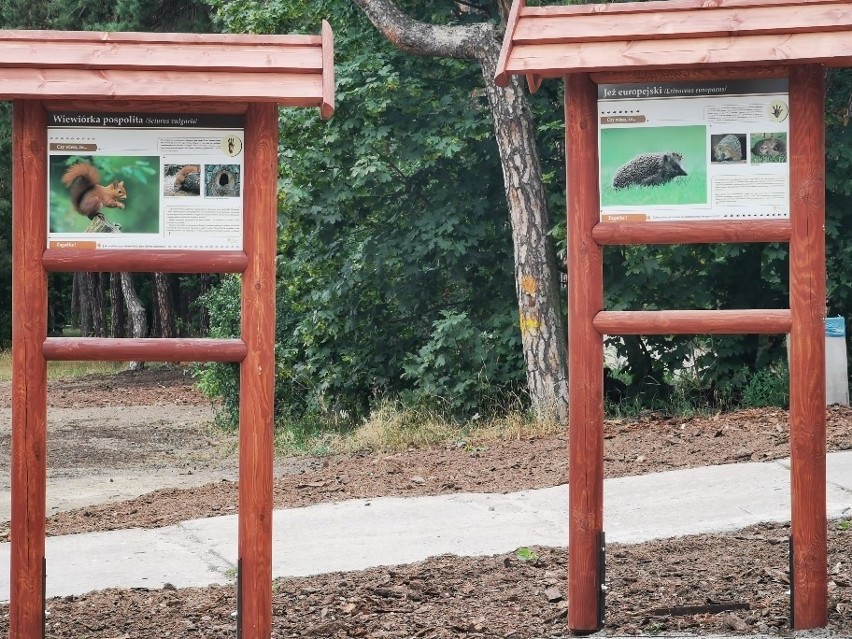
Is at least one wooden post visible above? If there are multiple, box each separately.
[10,100,48,639]
[565,73,604,634]
[238,102,279,639]
[788,64,827,629]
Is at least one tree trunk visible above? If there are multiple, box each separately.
[350,0,568,421]
[109,273,126,338]
[120,272,147,371]
[76,272,93,337]
[84,214,147,369]
[153,272,177,338]
[91,272,106,337]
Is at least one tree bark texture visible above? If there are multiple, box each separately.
[109,273,126,338]
[153,272,177,338]
[81,272,107,338]
[350,0,569,421]
[120,272,147,371]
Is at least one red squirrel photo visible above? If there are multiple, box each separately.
[61,162,127,219]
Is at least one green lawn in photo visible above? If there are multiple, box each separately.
[49,155,160,233]
[600,125,708,207]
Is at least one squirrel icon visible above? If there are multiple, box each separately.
[61,162,127,219]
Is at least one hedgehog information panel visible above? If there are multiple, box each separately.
[46,112,245,250]
[598,79,789,223]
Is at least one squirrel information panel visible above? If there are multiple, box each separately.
[47,112,245,250]
[598,79,789,223]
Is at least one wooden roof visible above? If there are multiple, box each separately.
[0,24,334,117]
[495,0,852,88]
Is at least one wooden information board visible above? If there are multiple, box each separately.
[1,27,334,639]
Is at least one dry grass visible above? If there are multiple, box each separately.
[323,401,563,455]
[0,350,130,382]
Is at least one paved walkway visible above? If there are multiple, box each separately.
[1,451,851,601]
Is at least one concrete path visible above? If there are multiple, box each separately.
[1,451,851,602]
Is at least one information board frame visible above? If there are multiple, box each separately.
[47,111,246,250]
[598,78,790,222]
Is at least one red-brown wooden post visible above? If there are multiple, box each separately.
[788,64,827,629]
[565,72,604,634]
[238,102,279,639]
[10,100,48,639]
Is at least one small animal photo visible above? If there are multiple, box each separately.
[750,133,787,164]
[205,164,241,198]
[600,125,708,207]
[710,134,747,164]
[49,155,160,234]
[163,163,202,197]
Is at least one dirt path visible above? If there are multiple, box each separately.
[0,404,237,522]
[0,369,850,637]
[0,369,240,525]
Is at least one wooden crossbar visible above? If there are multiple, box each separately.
[593,309,793,335]
[592,221,792,245]
[42,249,249,274]
[42,337,248,362]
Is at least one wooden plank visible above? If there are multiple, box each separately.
[592,309,792,335]
[502,30,852,76]
[494,0,526,88]
[788,64,828,630]
[42,338,247,362]
[42,249,248,274]
[45,99,248,114]
[592,221,792,245]
[0,69,324,103]
[238,103,278,639]
[0,29,322,46]
[321,20,335,120]
[521,0,849,18]
[513,5,852,44]
[0,41,323,73]
[526,74,543,93]
[592,65,790,85]
[10,99,48,639]
[565,73,604,634]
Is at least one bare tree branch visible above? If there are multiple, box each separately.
[351,0,493,59]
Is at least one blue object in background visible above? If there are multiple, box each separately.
[825,316,846,338]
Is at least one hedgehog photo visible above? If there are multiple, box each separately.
[711,134,745,163]
[752,136,786,158]
[612,152,688,189]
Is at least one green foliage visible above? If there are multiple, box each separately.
[515,547,540,563]
[401,310,523,416]
[196,0,525,425]
[740,363,789,409]
[193,275,241,426]
[825,69,852,372]
[602,239,790,409]
[0,0,212,31]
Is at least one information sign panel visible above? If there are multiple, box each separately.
[47,112,245,249]
[598,79,789,222]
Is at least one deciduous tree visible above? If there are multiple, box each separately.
[348,0,569,420]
